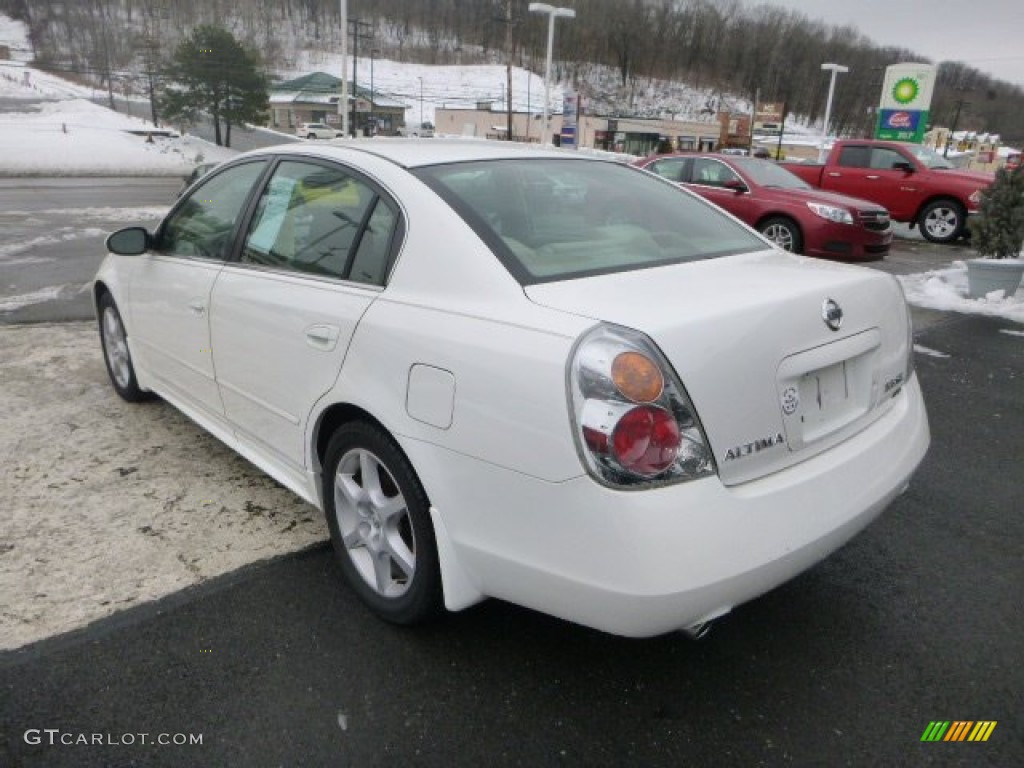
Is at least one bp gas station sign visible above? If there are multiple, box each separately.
[875,63,936,143]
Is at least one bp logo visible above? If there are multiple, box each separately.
[892,77,920,105]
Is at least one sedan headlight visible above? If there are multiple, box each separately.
[806,202,854,225]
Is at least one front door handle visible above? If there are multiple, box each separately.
[188,299,206,316]
[866,174,880,180]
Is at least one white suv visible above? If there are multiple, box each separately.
[298,122,341,139]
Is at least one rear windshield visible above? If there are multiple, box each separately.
[413,159,767,284]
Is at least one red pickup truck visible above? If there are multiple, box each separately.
[781,140,993,244]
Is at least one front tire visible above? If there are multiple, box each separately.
[98,292,150,402]
[918,199,965,244]
[759,217,803,253]
[323,422,442,625]
[306,133,317,140]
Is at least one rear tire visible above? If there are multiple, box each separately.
[918,199,965,244]
[759,217,803,253]
[323,421,442,625]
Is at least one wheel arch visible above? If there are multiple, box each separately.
[754,211,802,234]
[311,401,485,613]
[313,402,390,478]
[93,279,111,316]
[913,194,967,226]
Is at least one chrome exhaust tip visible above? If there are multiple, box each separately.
[680,621,714,640]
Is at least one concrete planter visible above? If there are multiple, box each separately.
[966,258,1024,299]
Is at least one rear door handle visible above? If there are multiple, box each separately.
[866,175,880,180]
[827,172,842,177]
[305,324,340,350]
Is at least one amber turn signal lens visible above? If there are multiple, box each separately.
[611,351,664,403]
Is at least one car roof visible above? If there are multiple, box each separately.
[253,138,592,170]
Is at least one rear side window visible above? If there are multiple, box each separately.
[414,159,766,285]
[837,146,870,168]
[240,160,398,285]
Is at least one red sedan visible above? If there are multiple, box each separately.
[634,153,892,260]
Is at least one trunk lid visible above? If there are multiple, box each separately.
[526,250,911,485]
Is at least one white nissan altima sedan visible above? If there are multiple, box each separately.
[94,139,929,638]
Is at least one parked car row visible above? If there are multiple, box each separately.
[635,152,892,260]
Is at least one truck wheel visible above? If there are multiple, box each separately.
[918,199,965,244]
[759,217,803,254]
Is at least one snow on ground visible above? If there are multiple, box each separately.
[899,260,1024,324]
[0,323,328,651]
[0,94,237,176]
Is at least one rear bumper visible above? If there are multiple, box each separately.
[403,375,928,637]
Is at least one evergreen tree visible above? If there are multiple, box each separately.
[160,26,269,148]
[971,165,1024,259]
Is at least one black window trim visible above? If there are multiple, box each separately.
[153,157,274,263]
[225,154,406,288]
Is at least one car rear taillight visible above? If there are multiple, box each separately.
[569,324,716,488]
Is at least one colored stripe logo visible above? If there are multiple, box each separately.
[921,721,997,742]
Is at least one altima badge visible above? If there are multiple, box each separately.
[822,298,843,331]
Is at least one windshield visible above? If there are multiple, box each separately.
[414,159,767,285]
[729,157,812,189]
[904,144,955,170]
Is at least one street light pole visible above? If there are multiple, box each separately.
[528,3,575,146]
[418,76,423,129]
[819,62,849,162]
[340,0,348,138]
[370,48,379,136]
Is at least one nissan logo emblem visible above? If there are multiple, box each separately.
[822,298,843,331]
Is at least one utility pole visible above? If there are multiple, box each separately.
[340,0,348,138]
[505,0,513,141]
[944,98,969,158]
[348,18,373,136]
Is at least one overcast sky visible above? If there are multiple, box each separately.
[746,0,1024,87]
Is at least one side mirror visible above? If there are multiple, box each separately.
[893,161,915,173]
[723,179,748,193]
[106,227,150,256]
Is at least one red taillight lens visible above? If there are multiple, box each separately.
[611,406,681,477]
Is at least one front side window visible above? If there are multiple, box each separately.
[870,148,909,170]
[904,144,954,170]
[415,159,767,284]
[158,160,268,260]
[240,160,398,285]
[647,158,688,182]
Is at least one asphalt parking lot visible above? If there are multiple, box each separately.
[2,314,1022,768]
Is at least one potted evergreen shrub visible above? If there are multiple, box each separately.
[966,164,1024,298]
